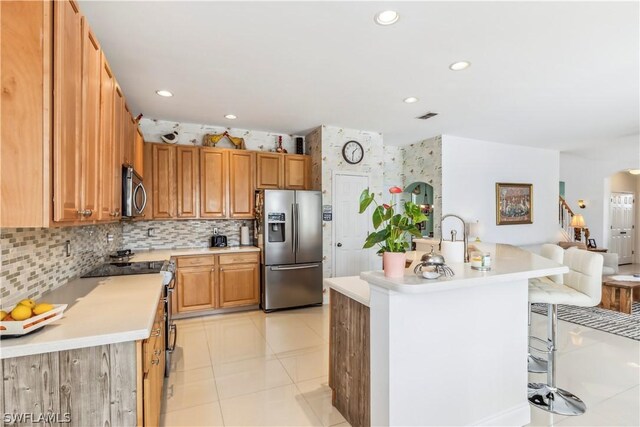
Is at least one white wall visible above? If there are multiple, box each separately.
[441,135,560,246]
[637,176,640,262]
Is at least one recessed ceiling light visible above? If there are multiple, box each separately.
[629,169,640,175]
[375,10,399,26]
[155,90,173,97]
[224,114,237,120]
[403,97,419,104]
[449,61,471,71]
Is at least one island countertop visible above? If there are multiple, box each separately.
[361,242,568,294]
[0,274,164,360]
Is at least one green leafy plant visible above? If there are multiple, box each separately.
[359,187,428,253]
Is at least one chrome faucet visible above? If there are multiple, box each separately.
[439,214,469,263]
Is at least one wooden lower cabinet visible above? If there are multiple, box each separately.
[177,264,216,312]
[140,297,165,427]
[219,263,260,307]
[329,289,370,427]
[175,252,260,314]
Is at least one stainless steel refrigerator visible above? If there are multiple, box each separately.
[256,190,323,312]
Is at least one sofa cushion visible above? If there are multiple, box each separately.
[603,266,616,276]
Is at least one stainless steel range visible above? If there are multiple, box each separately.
[82,258,177,377]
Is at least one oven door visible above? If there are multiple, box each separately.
[165,276,177,377]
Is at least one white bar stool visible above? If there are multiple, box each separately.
[527,248,603,416]
[528,244,565,373]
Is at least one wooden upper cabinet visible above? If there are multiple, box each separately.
[140,142,154,220]
[284,154,309,190]
[256,153,283,189]
[122,105,135,167]
[218,263,260,308]
[177,266,216,312]
[134,128,144,176]
[176,146,199,218]
[113,86,124,217]
[1,1,51,227]
[80,18,100,220]
[98,55,115,220]
[200,149,227,218]
[53,0,83,222]
[229,151,255,218]
[152,144,176,219]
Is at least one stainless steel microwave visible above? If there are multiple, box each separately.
[122,165,147,217]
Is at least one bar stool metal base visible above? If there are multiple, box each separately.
[528,354,548,373]
[528,383,587,416]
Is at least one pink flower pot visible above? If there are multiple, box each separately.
[383,252,406,278]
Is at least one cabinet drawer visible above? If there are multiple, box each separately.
[176,255,215,267]
[219,252,259,265]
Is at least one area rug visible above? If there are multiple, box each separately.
[531,302,640,341]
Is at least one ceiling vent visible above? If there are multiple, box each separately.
[416,112,438,120]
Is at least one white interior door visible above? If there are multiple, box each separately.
[333,173,372,277]
[609,192,634,264]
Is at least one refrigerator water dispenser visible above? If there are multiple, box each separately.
[267,212,286,242]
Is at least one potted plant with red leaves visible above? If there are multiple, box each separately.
[359,187,427,277]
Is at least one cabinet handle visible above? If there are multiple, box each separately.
[154,349,161,356]
[150,328,161,337]
[83,209,93,217]
[151,358,160,365]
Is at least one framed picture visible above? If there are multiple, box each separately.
[587,238,597,248]
[496,183,533,225]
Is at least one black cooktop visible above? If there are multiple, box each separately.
[81,261,164,278]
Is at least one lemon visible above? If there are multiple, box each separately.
[18,299,36,309]
[33,303,54,316]
[0,310,7,320]
[11,305,32,321]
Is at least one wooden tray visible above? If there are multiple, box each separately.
[0,304,67,336]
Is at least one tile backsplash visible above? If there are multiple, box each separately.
[1,223,123,307]
[121,219,254,250]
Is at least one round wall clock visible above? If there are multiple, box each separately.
[342,140,364,165]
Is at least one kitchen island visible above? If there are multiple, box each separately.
[327,243,568,427]
[0,274,165,426]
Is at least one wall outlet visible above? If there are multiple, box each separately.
[106,233,114,243]
[65,240,71,257]
[148,228,156,238]
[213,227,219,235]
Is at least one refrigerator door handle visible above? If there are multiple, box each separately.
[291,203,296,253]
[295,203,300,254]
[270,264,320,271]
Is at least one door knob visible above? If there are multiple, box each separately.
[337,243,342,247]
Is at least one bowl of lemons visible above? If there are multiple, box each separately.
[0,299,67,338]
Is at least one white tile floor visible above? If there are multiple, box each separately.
[161,302,639,427]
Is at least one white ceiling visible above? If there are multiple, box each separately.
[80,1,639,150]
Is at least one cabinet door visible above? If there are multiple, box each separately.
[98,55,115,220]
[53,0,82,222]
[284,155,309,190]
[123,106,134,166]
[113,86,124,218]
[229,151,255,218]
[134,128,144,176]
[151,144,176,219]
[80,18,100,220]
[176,266,216,312]
[219,263,259,308]
[200,148,227,218]
[140,142,154,220]
[176,146,199,218]
[256,153,283,189]
[1,0,51,228]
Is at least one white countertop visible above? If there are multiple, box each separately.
[361,243,569,294]
[0,274,164,359]
[130,246,260,262]
[324,276,370,307]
